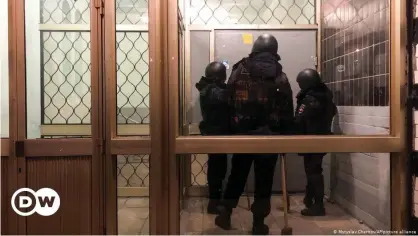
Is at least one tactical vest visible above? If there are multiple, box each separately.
[229,60,287,133]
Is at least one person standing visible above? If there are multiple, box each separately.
[294,68,337,216]
[195,62,230,214]
[215,34,294,235]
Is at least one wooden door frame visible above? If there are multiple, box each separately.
[167,0,409,233]
[102,0,168,234]
[3,0,19,234]
[6,0,169,234]
[5,0,104,234]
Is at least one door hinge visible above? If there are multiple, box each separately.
[15,140,24,157]
[94,0,104,16]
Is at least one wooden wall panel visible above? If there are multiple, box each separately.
[1,139,9,156]
[26,156,92,235]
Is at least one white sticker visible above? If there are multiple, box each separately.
[222,60,229,70]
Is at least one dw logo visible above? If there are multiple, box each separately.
[11,188,60,216]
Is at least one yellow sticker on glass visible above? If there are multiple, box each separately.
[242,33,253,45]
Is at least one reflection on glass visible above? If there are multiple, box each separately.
[189,0,315,25]
[117,154,150,235]
[179,153,389,234]
[26,0,92,139]
[0,0,8,138]
[116,0,150,136]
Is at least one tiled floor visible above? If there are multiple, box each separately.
[118,195,371,235]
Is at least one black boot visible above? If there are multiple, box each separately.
[207,199,220,214]
[301,203,326,216]
[215,204,232,230]
[301,175,325,216]
[301,183,313,214]
[252,215,269,235]
[208,186,222,214]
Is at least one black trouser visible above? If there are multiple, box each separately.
[303,153,325,205]
[222,154,278,217]
[207,154,228,199]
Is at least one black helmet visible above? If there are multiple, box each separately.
[296,68,321,91]
[251,34,278,54]
[205,61,227,82]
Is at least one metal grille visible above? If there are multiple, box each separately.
[116,0,149,25]
[41,0,91,24]
[191,154,208,186]
[41,32,150,125]
[42,31,92,124]
[41,0,150,25]
[117,155,150,187]
[117,32,150,124]
[189,0,315,25]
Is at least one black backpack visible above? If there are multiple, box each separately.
[228,59,291,134]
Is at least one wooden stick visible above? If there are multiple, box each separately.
[281,154,289,227]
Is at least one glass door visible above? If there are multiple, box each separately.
[6,0,104,234]
[103,0,168,234]
[168,0,408,233]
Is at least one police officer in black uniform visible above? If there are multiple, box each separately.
[215,34,294,235]
[195,62,229,214]
[294,69,336,216]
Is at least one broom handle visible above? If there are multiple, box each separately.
[280,154,289,227]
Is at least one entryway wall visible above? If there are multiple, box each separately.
[321,0,391,230]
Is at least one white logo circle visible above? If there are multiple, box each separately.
[35,188,60,216]
[11,188,37,216]
[11,188,60,216]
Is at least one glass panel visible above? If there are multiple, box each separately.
[41,0,90,24]
[117,154,149,235]
[25,0,92,139]
[116,0,150,136]
[178,152,390,234]
[115,0,150,234]
[0,0,8,138]
[116,0,148,25]
[321,0,390,108]
[181,0,391,137]
[189,0,316,25]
